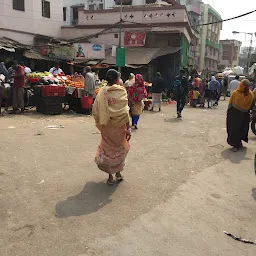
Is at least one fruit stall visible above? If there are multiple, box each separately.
[26,71,89,115]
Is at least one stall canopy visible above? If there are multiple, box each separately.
[102,46,181,66]
[23,49,54,61]
[0,37,28,52]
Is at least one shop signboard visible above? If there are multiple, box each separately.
[124,32,146,47]
[41,45,75,60]
[74,43,105,59]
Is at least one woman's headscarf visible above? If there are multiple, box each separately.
[128,74,147,106]
[229,79,254,111]
[124,73,135,89]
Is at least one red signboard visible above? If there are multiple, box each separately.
[124,32,146,47]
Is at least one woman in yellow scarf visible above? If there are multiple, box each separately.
[93,69,131,185]
[226,79,254,152]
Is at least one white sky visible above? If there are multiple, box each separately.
[203,0,256,46]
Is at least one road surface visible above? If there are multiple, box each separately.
[1,101,256,256]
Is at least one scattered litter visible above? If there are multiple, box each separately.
[36,180,45,185]
[191,171,194,173]
[35,131,44,136]
[92,131,100,134]
[224,231,256,245]
[180,152,183,155]
[8,126,16,129]
[46,125,65,130]
[203,110,208,112]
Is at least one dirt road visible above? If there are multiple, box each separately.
[1,102,256,256]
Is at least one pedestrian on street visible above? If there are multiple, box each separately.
[124,73,135,90]
[226,79,254,152]
[199,78,206,107]
[12,62,25,114]
[150,72,165,111]
[128,74,147,129]
[222,76,228,100]
[84,66,96,98]
[93,69,131,185]
[172,74,188,118]
[229,75,240,95]
[207,76,220,108]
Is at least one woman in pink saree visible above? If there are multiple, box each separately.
[93,69,131,185]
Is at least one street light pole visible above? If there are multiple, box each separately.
[232,31,254,73]
[247,33,253,73]
[118,0,123,73]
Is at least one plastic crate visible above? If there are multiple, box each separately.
[36,96,63,115]
[81,96,93,109]
[41,86,65,97]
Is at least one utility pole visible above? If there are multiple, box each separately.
[247,33,253,74]
[118,0,123,73]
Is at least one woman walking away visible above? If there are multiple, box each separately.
[226,79,254,152]
[128,74,147,129]
[124,73,135,89]
[208,76,220,108]
[150,72,164,111]
[199,78,206,107]
[93,69,131,185]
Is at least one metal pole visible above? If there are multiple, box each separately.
[247,33,253,74]
[118,0,123,73]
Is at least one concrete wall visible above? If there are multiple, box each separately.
[78,7,188,26]
[0,0,63,45]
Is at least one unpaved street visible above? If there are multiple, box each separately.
[1,101,256,256]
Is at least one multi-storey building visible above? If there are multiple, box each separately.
[176,0,202,69]
[61,1,193,83]
[218,39,242,69]
[0,0,64,45]
[199,4,222,74]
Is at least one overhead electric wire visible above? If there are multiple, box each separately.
[192,9,256,27]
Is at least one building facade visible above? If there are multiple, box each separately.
[176,0,202,69]
[218,39,241,69]
[0,0,64,45]
[61,1,192,83]
[199,4,222,74]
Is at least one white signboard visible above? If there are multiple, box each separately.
[74,43,105,59]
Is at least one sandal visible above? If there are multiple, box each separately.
[232,147,238,152]
[115,173,123,182]
[107,179,114,185]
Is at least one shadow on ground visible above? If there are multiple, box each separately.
[55,181,117,218]
[221,147,249,164]
[164,118,183,123]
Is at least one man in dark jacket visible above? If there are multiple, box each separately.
[172,74,188,118]
[150,72,165,111]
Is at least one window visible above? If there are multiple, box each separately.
[99,3,103,10]
[114,34,119,38]
[42,0,50,18]
[13,0,25,11]
[72,7,79,20]
[63,7,67,21]
[89,4,94,10]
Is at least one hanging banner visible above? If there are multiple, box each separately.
[74,43,105,59]
[40,45,75,60]
[124,32,146,47]
[116,47,126,67]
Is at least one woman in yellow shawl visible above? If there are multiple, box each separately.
[93,69,131,185]
[226,79,254,152]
